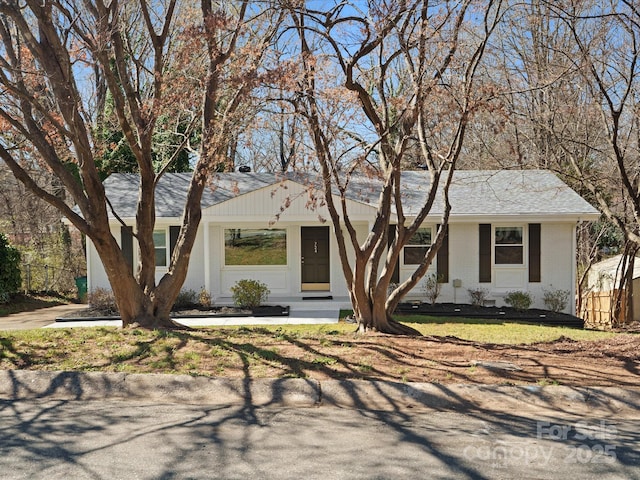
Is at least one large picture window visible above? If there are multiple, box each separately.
[225,228,287,265]
[495,226,523,264]
[403,227,432,265]
[153,230,168,267]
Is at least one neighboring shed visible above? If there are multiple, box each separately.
[584,254,640,327]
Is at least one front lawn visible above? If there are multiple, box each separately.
[0,321,635,387]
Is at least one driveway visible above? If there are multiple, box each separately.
[0,304,86,331]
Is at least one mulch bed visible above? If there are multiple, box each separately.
[395,302,584,328]
[173,305,289,318]
[56,305,289,322]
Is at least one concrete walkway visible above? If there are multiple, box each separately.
[0,300,344,330]
[45,308,342,328]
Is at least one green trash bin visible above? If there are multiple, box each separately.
[75,276,87,303]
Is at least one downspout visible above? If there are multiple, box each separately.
[571,222,578,316]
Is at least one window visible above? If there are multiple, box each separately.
[495,226,523,264]
[403,227,432,265]
[153,230,168,267]
[225,228,287,265]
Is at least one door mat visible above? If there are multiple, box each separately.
[302,295,333,300]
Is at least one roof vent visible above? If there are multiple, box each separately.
[238,165,251,173]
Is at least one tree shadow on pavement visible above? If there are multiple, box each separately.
[1,370,640,479]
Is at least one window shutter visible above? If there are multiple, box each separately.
[121,226,134,271]
[529,223,541,283]
[169,226,180,260]
[388,224,399,283]
[479,224,491,283]
[436,224,449,283]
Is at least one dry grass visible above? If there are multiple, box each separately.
[0,321,637,387]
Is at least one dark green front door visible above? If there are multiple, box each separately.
[301,226,330,290]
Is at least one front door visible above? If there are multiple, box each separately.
[301,226,330,291]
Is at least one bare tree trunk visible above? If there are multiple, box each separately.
[288,1,500,336]
[0,1,288,330]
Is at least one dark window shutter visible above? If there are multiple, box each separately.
[121,226,133,271]
[436,224,449,283]
[388,224,399,283]
[169,226,180,260]
[479,224,491,283]
[529,223,541,283]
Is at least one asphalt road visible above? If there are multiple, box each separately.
[0,399,638,480]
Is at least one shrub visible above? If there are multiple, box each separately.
[543,286,570,312]
[174,289,198,309]
[87,288,118,315]
[0,233,21,303]
[504,290,533,310]
[231,279,270,309]
[422,273,445,305]
[467,287,489,307]
[198,287,212,308]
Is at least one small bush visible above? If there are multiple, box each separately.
[174,289,198,309]
[543,287,570,312]
[423,273,445,305]
[0,233,21,303]
[504,290,533,311]
[198,287,212,308]
[87,288,118,315]
[231,279,270,309]
[467,287,489,307]
[0,291,10,304]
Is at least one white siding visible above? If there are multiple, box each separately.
[87,239,109,291]
[444,223,480,304]
[533,223,575,311]
[211,222,370,298]
[331,223,369,295]
[203,180,374,222]
[395,222,576,312]
[181,226,205,292]
[87,223,206,294]
[85,214,579,313]
[397,223,478,304]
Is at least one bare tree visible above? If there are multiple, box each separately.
[0,0,282,328]
[548,0,640,323]
[484,0,640,324]
[288,0,503,334]
[547,2,639,239]
[464,0,615,316]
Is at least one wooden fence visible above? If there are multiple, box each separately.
[581,290,626,329]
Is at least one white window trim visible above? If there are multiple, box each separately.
[222,227,289,268]
[153,228,169,269]
[402,226,433,266]
[493,225,526,267]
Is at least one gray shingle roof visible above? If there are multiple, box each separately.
[401,170,600,217]
[101,169,599,220]
[101,172,285,218]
